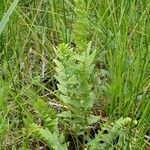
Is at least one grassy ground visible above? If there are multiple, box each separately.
[0,0,150,149]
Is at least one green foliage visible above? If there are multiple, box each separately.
[87,117,137,150]
[0,0,19,35]
[73,0,89,52]
[33,99,57,132]
[26,99,67,150]
[54,42,97,132]
[0,0,150,149]
[27,122,67,150]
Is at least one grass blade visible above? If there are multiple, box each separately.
[0,0,19,35]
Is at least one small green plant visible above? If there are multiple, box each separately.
[54,42,98,145]
[27,122,67,150]
[87,117,137,150]
[26,99,67,150]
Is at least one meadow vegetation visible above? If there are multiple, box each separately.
[0,0,150,149]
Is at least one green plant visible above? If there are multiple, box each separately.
[54,42,98,144]
[87,117,137,150]
[24,98,67,150]
[0,0,19,35]
[73,0,89,52]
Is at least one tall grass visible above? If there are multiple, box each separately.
[0,0,149,149]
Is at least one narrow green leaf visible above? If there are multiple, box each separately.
[0,0,19,35]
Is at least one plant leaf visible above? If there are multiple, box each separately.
[0,0,19,35]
